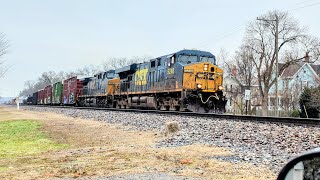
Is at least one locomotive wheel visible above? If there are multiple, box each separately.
[160,105,169,111]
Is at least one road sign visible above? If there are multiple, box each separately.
[244,89,251,101]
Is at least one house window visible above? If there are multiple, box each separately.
[302,80,308,88]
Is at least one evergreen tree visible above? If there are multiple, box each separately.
[299,87,320,118]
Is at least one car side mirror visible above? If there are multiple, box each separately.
[277,148,320,180]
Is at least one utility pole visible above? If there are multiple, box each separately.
[275,15,279,117]
[257,15,279,117]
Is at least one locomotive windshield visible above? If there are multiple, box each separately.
[178,55,198,64]
[200,56,216,64]
[178,55,216,64]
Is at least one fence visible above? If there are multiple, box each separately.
[226,109,296,117]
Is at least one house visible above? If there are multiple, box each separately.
[223,74,244,113]
[223,72,261,114]
[269,56,320,111]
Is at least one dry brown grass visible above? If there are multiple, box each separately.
[0,107,276,179]
[164,121,180,136]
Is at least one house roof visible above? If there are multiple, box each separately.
[278,60,320,83]
[224,74,244,87]
[279,61,305,78]
[311,64,320,75]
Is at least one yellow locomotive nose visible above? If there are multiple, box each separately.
[183,62,223,92]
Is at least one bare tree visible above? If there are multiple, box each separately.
[218,47,257,114]
[75,64,101,76]
[241,10,314,115]
[0,33,9,77]
[235,45,257,87]
[102,55,152,71]
[20,71,69,96]
[282,35,320,64]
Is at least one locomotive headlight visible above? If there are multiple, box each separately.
[204,64,209,71]
[197,84,202,89]
[218,85,223,90]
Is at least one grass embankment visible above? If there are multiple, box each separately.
[0,120,66,159]
[0,107,275,179]
[0,108,67,174]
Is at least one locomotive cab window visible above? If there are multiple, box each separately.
[151,60,156,68]
[167,56,175,67]
[171,56,175,64]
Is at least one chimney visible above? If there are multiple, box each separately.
[305,52,310,63]
[231,65,237,76]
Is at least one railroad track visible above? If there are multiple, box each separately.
[22,105,320,126]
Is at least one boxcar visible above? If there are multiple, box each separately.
[26,96,33,104]
[32,92,38,105]
[52,81,63,105]
[63,77,84,105]
[37,89,45,105]
[44,85,52,105]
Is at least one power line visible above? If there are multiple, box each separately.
[295,0,319,5]
[199,24,245,49]
[198,24,244,46]
[289,1,320,11]
[196,1,320,50]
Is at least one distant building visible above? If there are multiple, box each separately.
[223,72,260,114]
[269,55,320,111]
[223,74,244,113]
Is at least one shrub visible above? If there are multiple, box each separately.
[299,87,320,118]
[291,110,300,117]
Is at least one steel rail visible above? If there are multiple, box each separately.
[21,105,320,126]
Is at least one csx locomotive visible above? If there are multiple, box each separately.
[28,49,227,113]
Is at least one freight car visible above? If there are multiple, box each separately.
[44,85,52,105]
[26,92,38,105]
[52,81,63,105]
[63,76,91,105]
[37,89,45,105]
[28,49,227,113]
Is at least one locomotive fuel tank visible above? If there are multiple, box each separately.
[129,96,157,109]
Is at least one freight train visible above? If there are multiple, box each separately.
[27,49,227,113]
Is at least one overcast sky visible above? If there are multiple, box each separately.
[0,0,320,97]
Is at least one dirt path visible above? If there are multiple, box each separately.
[0,107,275,179]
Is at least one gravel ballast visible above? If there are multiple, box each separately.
[22,106,320,173]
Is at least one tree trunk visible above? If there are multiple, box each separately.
[261,95,268,116]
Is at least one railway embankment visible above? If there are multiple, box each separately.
[22,106,320,173]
